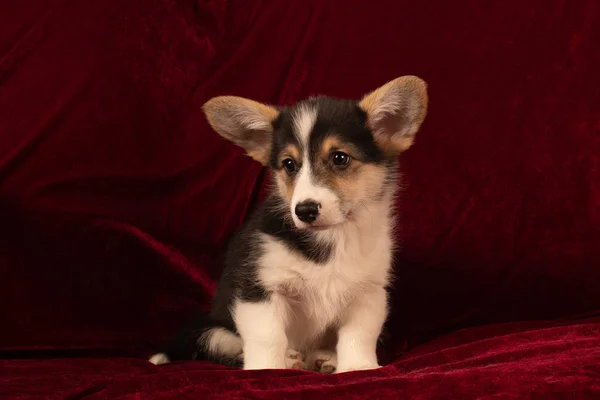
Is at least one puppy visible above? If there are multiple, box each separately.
[149,76,428,373]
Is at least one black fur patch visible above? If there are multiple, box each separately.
[269,97,389,171]
[160,313,242,367]
[304,97,385,164]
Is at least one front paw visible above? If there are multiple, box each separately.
[306,349,337,374]
[335,363,381,373]
[285,349,305,370]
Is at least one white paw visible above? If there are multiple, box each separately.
[335,363,380,373]
[148,353,170,365]
[306,349,337,374]
[285,349,305,369]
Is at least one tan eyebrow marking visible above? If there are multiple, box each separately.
[279,144,301,164]
[320,136,361,160]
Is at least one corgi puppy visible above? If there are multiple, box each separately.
[149,76,428,373]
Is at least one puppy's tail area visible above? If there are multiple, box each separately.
[149,313,243,368]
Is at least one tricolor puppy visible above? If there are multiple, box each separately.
[150,76,428,373]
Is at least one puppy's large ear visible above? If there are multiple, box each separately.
[359,75,428,155]
[203,96,279,165]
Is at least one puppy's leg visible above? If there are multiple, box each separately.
[335,287,387,373]
[233,296,289,370]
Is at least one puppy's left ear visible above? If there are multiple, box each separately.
[359,75,428,155]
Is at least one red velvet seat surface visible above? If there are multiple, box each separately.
[3,318,600,399]
[1,1,599,398]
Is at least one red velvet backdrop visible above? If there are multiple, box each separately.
[1,0,600,398]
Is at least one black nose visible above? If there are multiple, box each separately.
[295,201,320,223]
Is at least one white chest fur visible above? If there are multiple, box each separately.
[256,199,394,352]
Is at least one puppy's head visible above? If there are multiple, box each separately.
[203,76,428,230]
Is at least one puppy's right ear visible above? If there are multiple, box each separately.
[203,96,279,165]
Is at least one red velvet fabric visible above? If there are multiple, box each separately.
[1,0,599,398]
[3,319,600,399]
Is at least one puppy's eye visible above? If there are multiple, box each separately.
[282,158,297,174]
[331,151,351,168]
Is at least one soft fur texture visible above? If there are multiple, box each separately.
[2,0,600,398]
[151,77,428,372]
